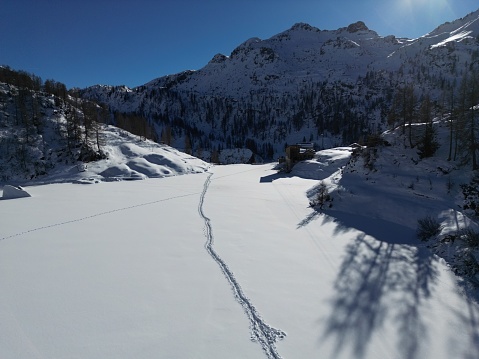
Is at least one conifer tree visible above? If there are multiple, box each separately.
[417,95,439,158]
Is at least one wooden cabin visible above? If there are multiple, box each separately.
[283,143,315,171]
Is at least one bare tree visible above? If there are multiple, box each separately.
[417,95,439,158]
[457,70,479,169]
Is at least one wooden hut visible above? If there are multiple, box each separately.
[283,143,315,171]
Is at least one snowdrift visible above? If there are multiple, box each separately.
[2,185,31,199]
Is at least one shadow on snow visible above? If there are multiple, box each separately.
[259,172,286,183]
[300,207,441,358]
[298,207,479,358]
[320,230,438,359]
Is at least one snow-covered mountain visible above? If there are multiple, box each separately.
[82,9,479,160]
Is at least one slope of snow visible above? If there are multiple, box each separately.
[430,30,474,49]
[2,185,31,199]
[1,145,478,358]
[29,125,209,185]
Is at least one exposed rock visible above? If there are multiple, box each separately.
[209,53,228,64]
[347,21,369,33]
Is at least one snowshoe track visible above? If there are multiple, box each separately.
[198,172,286,359]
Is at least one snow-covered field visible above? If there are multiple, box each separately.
[1,146,479,358]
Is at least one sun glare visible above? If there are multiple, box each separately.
[388,0,456,36]
[398,0,452,14]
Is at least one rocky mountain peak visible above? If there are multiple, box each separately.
[209,53,228,64]
[346,21,369,33]
[289,22,321,32]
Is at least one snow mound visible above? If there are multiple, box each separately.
[99,164,146,181]
[37,126,210,184]
[291,147,353,180]
[2,185,31,199]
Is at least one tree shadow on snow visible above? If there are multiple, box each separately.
[313,211,440,359]
[446,282,479,359]
[297,210,322,228]
[321,210,417,245]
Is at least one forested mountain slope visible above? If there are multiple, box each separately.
[82,9,479,161]
[0,68,207,182]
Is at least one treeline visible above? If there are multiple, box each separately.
[0,65,67,98]
[0,66,42,91]
[133,80,385,160]
[113,111,156,142]
[101,62,410,160]
[387,63,479,169]
[0,65,163,180]
[0,66,111,180]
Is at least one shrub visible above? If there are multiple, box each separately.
[416,216,442,241]
[309,181,332,209]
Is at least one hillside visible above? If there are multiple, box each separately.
[0,76,208,184]
[81,9,479,161]
[33,125,209,185]
[292,116,479,287]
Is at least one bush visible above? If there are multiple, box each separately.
[416,216,442,241]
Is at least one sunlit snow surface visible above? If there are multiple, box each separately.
[29,125,210,185]
[1,149,479,358]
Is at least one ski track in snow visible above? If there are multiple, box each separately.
[0,192,199,241]
[198,172,286,359]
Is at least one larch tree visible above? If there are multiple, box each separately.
[457,69,479,170]
[417,95,439,158]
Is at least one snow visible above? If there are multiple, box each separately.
[2,185,31,199]
[29,125,209,185]
[0,177,260,359]
[1,135,479,358]
[430,30,474,49]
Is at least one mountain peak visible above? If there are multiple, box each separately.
[209,53,228,64]
[289,22,321,32]
[346,21,369,33]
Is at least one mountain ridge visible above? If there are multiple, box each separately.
[80,8,479,162]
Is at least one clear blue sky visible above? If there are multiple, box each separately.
[1,0,477,89]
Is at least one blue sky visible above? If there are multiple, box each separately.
[1,0,478,89]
